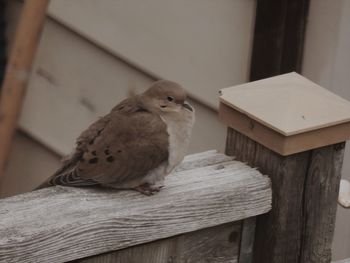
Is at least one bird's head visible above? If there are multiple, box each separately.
[142,80,194,115]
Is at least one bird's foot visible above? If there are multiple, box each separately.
[134,183,163,196]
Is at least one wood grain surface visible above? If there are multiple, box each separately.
[226,128,309,262]
[300,143,345,263]
[238,217,256,263]
[74,222,241,263]
[0,151,271,263]
[226,128,345,263]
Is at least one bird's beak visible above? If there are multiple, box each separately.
[182,101,193,112]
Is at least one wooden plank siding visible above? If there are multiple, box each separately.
[48,0,256,108]
[5,1,228,157]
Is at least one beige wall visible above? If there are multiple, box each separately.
[6,0,252,157]
[303,0,350,261]
[48,0,256,108]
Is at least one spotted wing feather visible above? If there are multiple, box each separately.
[40,97,169,189]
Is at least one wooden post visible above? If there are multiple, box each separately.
[250,0,310,81]
[0,0,49,188]
[219,72,350,263]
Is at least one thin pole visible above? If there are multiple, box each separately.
[0,0,49,189]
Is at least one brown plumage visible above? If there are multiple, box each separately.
[37,80,195,195]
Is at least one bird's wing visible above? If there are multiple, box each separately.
[43,98,169,188]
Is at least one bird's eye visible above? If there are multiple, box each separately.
[167,96,174,102]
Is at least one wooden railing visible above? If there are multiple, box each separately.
[0,150,271,263]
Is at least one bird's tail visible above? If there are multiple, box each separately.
[34,153,97,190]
[35,181,52,190]
[34,158,77,190]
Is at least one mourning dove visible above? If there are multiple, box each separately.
[37,80,195,195]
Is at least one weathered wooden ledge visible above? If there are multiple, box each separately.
[0,150,271,263]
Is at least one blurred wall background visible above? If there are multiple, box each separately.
[1,0,256,196]
[1,0,349,261]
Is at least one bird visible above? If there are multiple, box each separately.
[37,80,195,195]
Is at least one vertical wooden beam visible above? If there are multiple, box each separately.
[0,0,49,188]
[300,144,345,263]
[250,0,310,81]
[226,128,309,262]
[238,217,257,263]
[225,128,345,263]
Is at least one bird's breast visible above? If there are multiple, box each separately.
[161,112,194,173]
